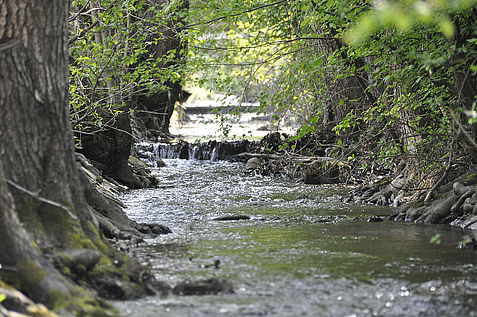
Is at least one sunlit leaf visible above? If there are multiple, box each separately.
[439,18,455,38]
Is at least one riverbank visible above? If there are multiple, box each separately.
[0,152,174,316]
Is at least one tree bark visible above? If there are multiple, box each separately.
[0,161,73,307]
[0,0,138,314]
[0,0,101,249]
[309,28,373,130]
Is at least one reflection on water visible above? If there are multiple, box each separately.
[116,159,477,317]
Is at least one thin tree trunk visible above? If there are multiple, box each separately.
[132,0,189,138]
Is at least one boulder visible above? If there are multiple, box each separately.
[136,223,172,235]
[245,158,262,170]
[94,277,151,300]
[56,249,102,274]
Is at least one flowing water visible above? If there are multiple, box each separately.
[115,159,477,317]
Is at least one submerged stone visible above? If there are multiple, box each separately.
[213,215,251,221]
[367,216,384,222]
[172,278,233,296]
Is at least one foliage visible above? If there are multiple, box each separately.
[69,0,187,144]
[430,233,442,244]
[345,0,477,43]
[186,0,477,185]
[458,235,473,248]
[68,0,477,186]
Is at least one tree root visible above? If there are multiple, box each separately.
[348,174,407,206]
[391,177,477,230]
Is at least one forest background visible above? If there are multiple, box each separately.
[70,0,477,196]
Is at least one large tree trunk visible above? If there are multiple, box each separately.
[0,0,146,314]
[0,0,99,251]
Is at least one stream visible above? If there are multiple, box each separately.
[115,159,477,317]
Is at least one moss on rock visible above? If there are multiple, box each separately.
[15,262,47,290]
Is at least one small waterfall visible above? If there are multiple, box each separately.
[158,144,177,159]
[210,147,219,161]
[150,142,190,159]
[135,139,252,163]
[189,145,200,160]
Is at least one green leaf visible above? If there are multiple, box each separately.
[430,234,442,245]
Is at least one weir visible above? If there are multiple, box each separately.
[135,140,252,162]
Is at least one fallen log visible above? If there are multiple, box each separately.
[236,152,348,165]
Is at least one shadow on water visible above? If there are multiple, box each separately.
[115,159,477,317]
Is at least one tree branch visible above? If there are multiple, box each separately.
[7,180,78,220]
[191,36,336,51]
[187,0,290,28]
[69,2,115,44]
